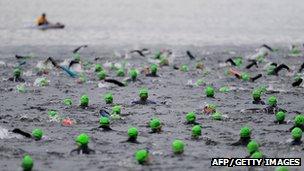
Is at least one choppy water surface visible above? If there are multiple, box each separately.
[0,0,304,46]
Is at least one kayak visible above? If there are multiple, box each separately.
[36,23,65,30]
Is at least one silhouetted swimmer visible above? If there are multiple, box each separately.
[15,55,31,59]
[291,127,302,145]
[47,57,77,77]
[131,88,156,105]
[245,140,260,158]
[22,154,34,171]
[191,125,202,140]
[79,94,89,108]
[129,68,138,81]
[299,62,304,73]
[12,128,44,140]
[72,45,88,54]
[292,77,303,87]
[274,111,286,124]
[261,44,274,52]
[225,58,236,66]
[289,115,304,132]
[130,48,149,57]
[228,68,261,82]
[68,60,80,69]
[70,133,95,155]
[104,79,125,87]
[250,74,262,82]
[98,117,113,131]
[172,139,185,155]
[135,149,150,165]
[231,126,251,146]
[268,63,290,75]
[18,61,26,67]
[173,64,179,70]
[121,127,140,143]
[12,128,31,138]
[246,60,258,69]
[46,57,59,67]
[146,64,159,77]
[204,86,215,98]
[186,50,196,60]
[264,96,286,114]
[273,64,290,75]
[185,112,199,125]
[9,68,25,82]
[149,118,162,133]
[250,151,265,159]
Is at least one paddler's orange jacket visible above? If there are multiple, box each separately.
[37,16,48,26]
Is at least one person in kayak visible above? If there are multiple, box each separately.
[37,13,49,26]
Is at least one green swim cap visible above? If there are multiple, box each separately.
[22,155,33,171]
[159,57,169,66]
[257,85,267,93]
[267,96,277,106]
[212,112,222,120]
[205,104,216,113]
[250,151,263,158]
[129,69,138,80]
[240,126,251,138]
[13,68,22,78]
[294,75,302,82]
[192,125,201,138]
[172,139,185,154]
[294,115,304,127]
[99,117,110,127]
[219,86,230,93]
[233,57,243,67]
[40,78,49,86]
[150,64,158,75]
[204,86,215,97]
[267,65,276,75]
[63,98,73,106]
[97,70,106,80]
[291,127,302,141]
[180,65,189,72]
[104,93,113,104]
[135,149,149,164]
[149,118,161,131]
[154,51,162,59]
[241,72,250,81]
[112,105,121,115]
[32,128,43,140]
[48,110,58,117]
[256,55,265,62]
[247,140,259,155]
[186,112,196,123]
[116,68,125,77]
[95,64,103,72]
[16,84,26,93]
[76,133,90,146]
[80,95,89,107]
[139,88,148,101]
[252,89,261,101]
[276,111,285,122]
[128,127,138,139]
[275,166,289,171]
[195,79,204,87]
